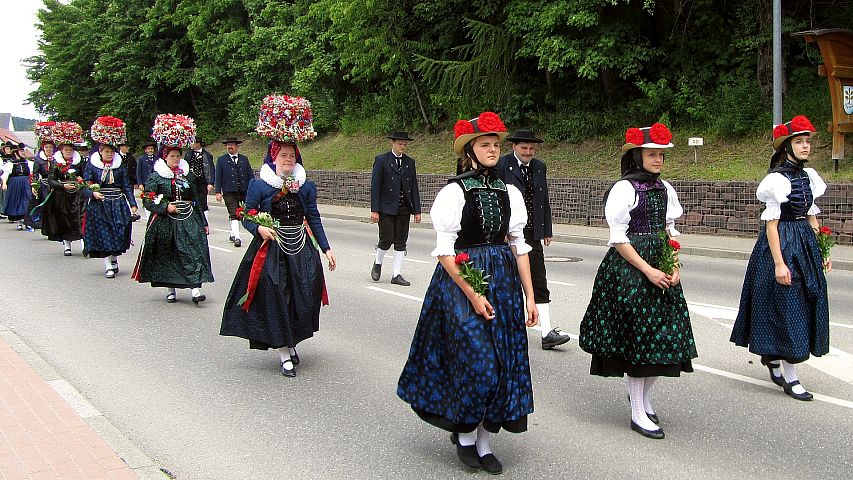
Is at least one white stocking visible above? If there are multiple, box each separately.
[457,430,476,447]
[475,423,492,457]
[191,287,201,297]
[103,258,112,270]
[643,376,658,416]
[230,220,240,238]
[63,240,71,250]
[392,250,405,276]
[537,303,552,337]
[628,376,658,431]
[781,361,807,394]
[277,348,293,366]
[374,248,388,265]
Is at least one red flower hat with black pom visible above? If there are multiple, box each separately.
[772,115,816,150]
[621,122,674,152]
[453,111,508,155]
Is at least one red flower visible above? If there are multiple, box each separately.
[773,124,790,139]
[819,226,832,235]
[625,127,645,146]
[476,111,507,133]
[648,123,672,145]
[96,116,124,128]
[36,121,56,127]
[247,209,259,217]
[455,252,470,264]
[454,120,475,138]
[668,239,681,250]
[789,115,815,133]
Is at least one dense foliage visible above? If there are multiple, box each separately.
[26,0,852,147]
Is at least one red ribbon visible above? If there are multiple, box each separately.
[241,239,270,312]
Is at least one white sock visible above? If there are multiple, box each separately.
[110,255,118,264]
[277,348,293,366]
[167,287,176,296]
[475,423,492,457]
[191,287,201,297]
[628,376,658,431]
[103,258,112,270]
[63,240,71,250]
[392,250,405,276]
[768,360,782,378]
[537,303,552,337]
[643,376,658,416]
[781,361,807,394]
[203,210,209,223]
[231,220,240,238]
[374,248,388,265]
[457,430,476,447]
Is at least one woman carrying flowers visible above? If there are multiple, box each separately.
[397,112,537,475]
[579,123,696,440]
[41,122,85,256]
[81,116,138,278]
[132,114,213,304]
[220,95,335,378]
[730,115,830,401]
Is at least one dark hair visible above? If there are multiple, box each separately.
[769,137,793,172]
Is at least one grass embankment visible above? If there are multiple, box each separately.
[211,130,853,182]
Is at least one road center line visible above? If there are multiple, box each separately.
[209,246,233,253]
[366,286,853,409]
[549,280,577,286]
[368,254,431,264]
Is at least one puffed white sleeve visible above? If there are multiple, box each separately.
[0,162,10,182]
[757,173,790,221]
[605,180,637,246]
[804,168,827,215]
[430,183,465,257]
[506,184,532,255]
[662,180,684,237]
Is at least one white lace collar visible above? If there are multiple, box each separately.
[88,150,123,170]
[259,163,306,189]
[153,158,190,179]
[53,150,81,166]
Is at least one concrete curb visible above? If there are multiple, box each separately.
[0,323,171,480]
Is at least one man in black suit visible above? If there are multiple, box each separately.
[135,141,157,220]
[184,138,215,223]
[497,129,570,350]
[370,131,421,286]
[214,137,253,247]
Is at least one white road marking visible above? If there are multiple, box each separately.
[830,322,853,329]
[209,245,233,253]
[549,280,577,287]
[368,287,853,406]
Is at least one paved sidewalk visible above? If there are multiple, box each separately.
[316,202,853,270]
[0,325,167,480]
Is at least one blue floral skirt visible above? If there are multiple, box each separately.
[3,176,32,220]
[397,244,533,434]
[83,196,132,258]
[730,220,829,363]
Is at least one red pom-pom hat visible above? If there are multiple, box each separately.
[772,115,816,150]
[452,111,508,155]
[621,122,674,152]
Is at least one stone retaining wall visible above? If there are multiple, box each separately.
[308,171,853,245]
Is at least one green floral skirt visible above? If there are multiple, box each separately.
[579,232,697,377]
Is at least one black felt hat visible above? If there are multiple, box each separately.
[221,137,243,145]
[141,141,157,149]
[506,129,544,144]
[386,131,414,141]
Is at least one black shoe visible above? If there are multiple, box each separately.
[63,249,72,257]
[783,380,813,401]
[370,263,381,281]
[647,412,659,425]
[192,294,206,305]
[541,329,571,350]
[280,360,296,377]
[165,292,177,303]
[16,224,23,231]
[767,362,786,388]
[630,420,665,439]
[478,454,503,475]
[390,275,410,286]
[450,433,480,470]
[290,349,300,366]
[111,262,119,274]
[104,269,115,279]
[233,238,242,247]
[229,234,235,242]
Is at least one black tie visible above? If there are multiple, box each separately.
[395,156,401,169]
[520,164,531,185]
[231,155,238,164]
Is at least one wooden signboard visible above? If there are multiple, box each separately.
[795,29,853,172]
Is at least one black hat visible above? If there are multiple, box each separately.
[387,131,414,141]
[193,137,205,147]
[142,141,157,149]
[221,137,243,145]
[506,129,544,144]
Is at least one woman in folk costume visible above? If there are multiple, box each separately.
[132,114,213,303]
[1,143,35,230]
[730,115,830,401]
[220,95,336,378]
[579,123,697,440]
[81,116,139,278]
[397,112,537,475]
[41,122,86,255]
[27,122,58,230]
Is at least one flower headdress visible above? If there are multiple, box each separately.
[621,123,674,152]
[151,113,196,148]
[452,111,508,155]
[90,116,127,147]
[52,122,84,146]
[256,94,317,143]
[34,121,56,143]
[772,115,816,151]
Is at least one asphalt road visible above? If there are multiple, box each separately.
[1,204,852,480]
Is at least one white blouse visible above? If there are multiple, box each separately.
[429,182,531,257]
[605,180,683,246]
[756,168,826,221]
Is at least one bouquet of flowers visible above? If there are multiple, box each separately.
[454,251,489,296]
[78,180,101,192]
[658,232,682,276]
[816,226,835,272]
[283,175,300,193]
[236,203,280,230]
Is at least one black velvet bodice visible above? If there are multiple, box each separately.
[451,173,510,249]
[627,179,668,234]
[778,162,813,221]
[271,192,304,227]
[8,160,30,177]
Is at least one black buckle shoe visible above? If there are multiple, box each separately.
[165,292,177,303]
[233,238,242,247]
[390,275,410,286]
[290,349,300,366]
[64,249,72,257]
[767,362,786,388]
[542,329,571,349]
[783,380,813,401]
[478,453,503,475]
[450,433,480,470]
[192,294,206,305]
[371,263,381,281]
[630,420,665,439]
[280,360,296,377]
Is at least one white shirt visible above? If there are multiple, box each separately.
[755,168,826,221]
[604,180,683,246]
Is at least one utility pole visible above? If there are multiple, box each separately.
[773,0,783,125]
